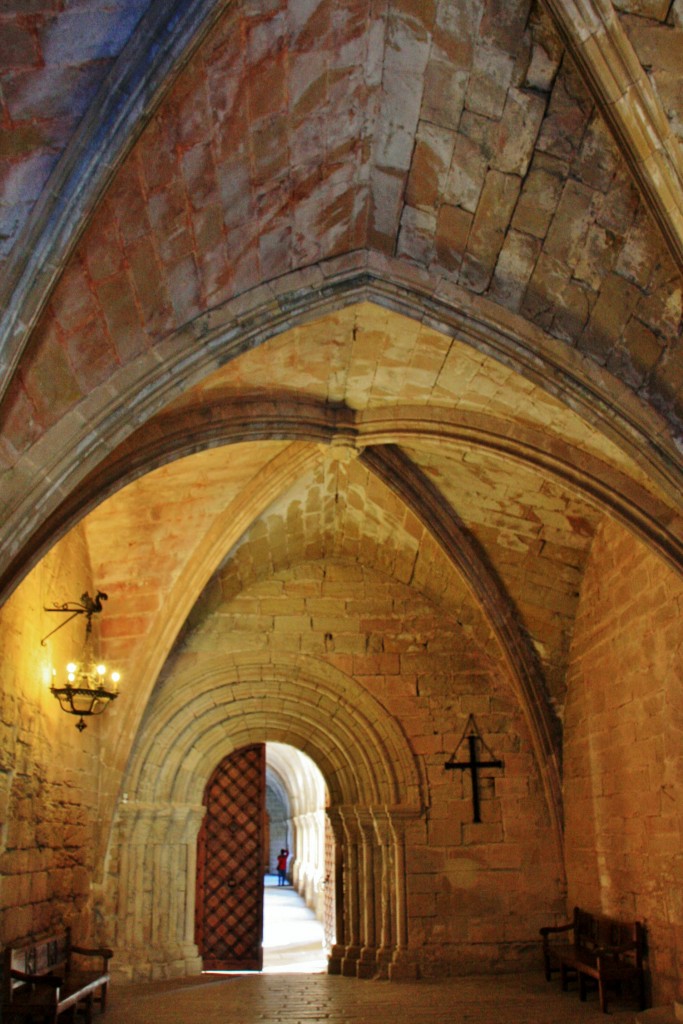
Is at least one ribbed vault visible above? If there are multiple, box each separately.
[2,283,681,611]
[2,0,681,991]
[1,0,681,413]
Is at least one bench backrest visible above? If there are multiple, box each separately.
[3,930,71,998]
[573,908,644,966]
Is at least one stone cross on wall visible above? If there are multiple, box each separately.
[444,715,504,823]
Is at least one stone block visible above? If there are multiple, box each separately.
[610,317,664,386]
[489,229,542,311]
[422,60,468,130]
[580,271,641,362]
[492,88,546,177]
[467,169,521,262]
[512,152,567,240]
[525,10,563,92]
[3,64,103,121]
[397,205,438,265]
[405,123,455,211]
[636,272,682,337]
[39,7,142,65]
[521,250,572,330]
[407,892,437,919]
[465,45,514,120]
[0,377,42,460]
[536,60,593,162]
[435,204,472,272]
[65,316,119,393]
[104,160,151,247]
[544,179,595,265]
[575,116,621,193]
[182,143,220,214]
[83,218,126,282]
[126,235,174,337]
[462,821,504,845]
[250,113,289,186]
[444,131,488,213]
[148,182,193,265]
[247,50,287,121]
[22,325,84,429]
[0,21,38,66]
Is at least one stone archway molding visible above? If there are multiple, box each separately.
[123,652,426,808]
[541,0,683,269]
[108,652,425,980]
[2,255,681,606]
[33,395,683,579]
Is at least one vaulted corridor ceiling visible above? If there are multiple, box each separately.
[0,0,682,823]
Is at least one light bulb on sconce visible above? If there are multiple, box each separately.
[41,591,121,732]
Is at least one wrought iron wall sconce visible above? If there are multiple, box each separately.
[41,590,120,731]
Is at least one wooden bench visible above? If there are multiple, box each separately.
[2,928,112,1023]
[540,906,645,1013]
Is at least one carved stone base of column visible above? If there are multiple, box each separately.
[341,944,362,976]
[327,944,346,975]
[374,946,394,980]
[388,949,419,981]
[356,946,379,979]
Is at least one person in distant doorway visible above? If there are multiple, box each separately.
[276,848,289,886]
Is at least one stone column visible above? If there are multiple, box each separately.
[387,809,419,981]
[372,809,395,979]
[290,814,301,887]
[356,808,378,978]
[325,806,346,975]
[110,801,205,980]
[339,806,362,976]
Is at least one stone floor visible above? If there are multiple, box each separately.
[104,971,644,1024]
[262,874,328,974]
[104,878,647,1024]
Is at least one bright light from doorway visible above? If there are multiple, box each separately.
[262,873,328,974]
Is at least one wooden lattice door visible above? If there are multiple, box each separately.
[195,744,266,971]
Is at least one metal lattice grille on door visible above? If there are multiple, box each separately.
[196,744,266,971]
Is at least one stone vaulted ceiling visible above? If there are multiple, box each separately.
[0,0,682,810]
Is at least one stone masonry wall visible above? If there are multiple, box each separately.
[564,518,683,1006]
[160,556,565,976]
[0,529,109,949]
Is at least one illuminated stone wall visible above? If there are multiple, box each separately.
[564,518,683,1007]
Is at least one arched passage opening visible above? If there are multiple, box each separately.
[265,743,327,922]
[107,655,426,982]
[193,741,328,974]
[263,743,330,973]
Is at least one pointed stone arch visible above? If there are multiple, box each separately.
[3,257,681,607]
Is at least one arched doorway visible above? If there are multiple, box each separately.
[195,742,331,973]
[109,657,425,982]
[195,744,266,971]
[263,744,330,972]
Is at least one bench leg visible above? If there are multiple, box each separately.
[638,977,646,1010]
[579,972,587,1002]
[598,978,608,1013]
